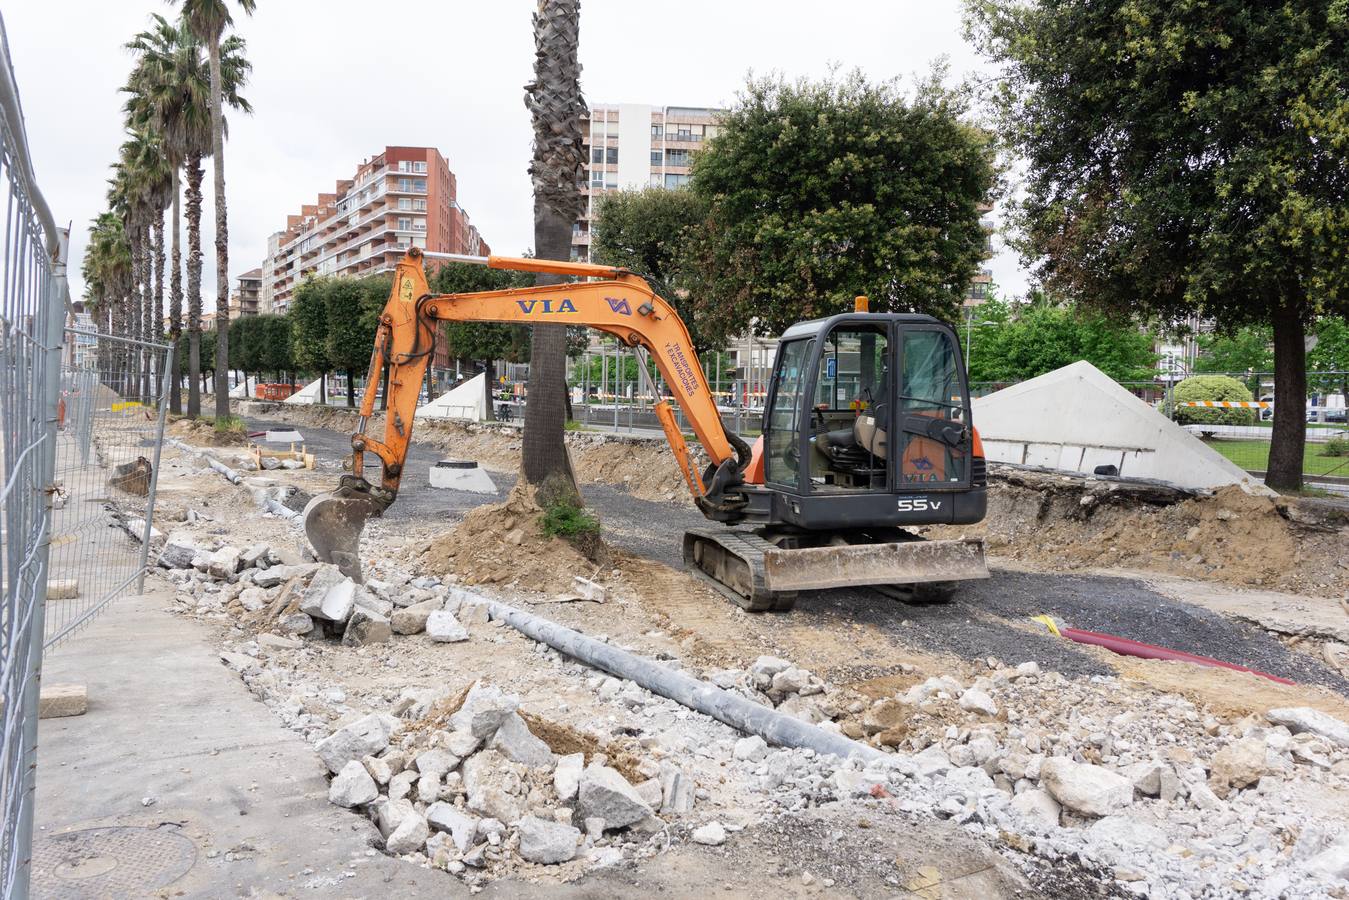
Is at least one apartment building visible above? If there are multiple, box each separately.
[572,104,726,262]
[227,267,262,319]
[260,146,490,314]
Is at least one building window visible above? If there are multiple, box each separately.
[398,217,412,230]
[591,147,604,165]
[605,173,617,189]
[666,149,690,166]
[605,147,618,165]
[414,161,427,173]
[651,124,663,137]
[650,150,661,165]
[591,171,604,187]
[664,173,690,188]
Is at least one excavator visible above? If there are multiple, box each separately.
[302,248,989,611]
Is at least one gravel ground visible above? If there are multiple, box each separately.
[254,416,1348,695]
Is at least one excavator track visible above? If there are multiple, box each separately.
[682,529,799,612]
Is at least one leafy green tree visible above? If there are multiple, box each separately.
[688,69,997,347]
[1193,326,1273,394]
[1174,375,1257,428]
[290,277,331,403]
[592,187,712,349]
[256,314,292,382]
[1308,316,1349,407]
[324,279,378,407]
[967,0,1349,490]
[228,315,260,390]
[965,294,1158,383]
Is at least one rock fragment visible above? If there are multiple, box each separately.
[329,760,378,807]
[577,765,651,830]
[489,713,553,767]
[1039,757,1133,818]
[554,752,583,801]
[390,597,443,635]
[427,609,470,643]
[517,816,580,864]
[1266,707,1349,749]
[315,713,399,774]
[692,821,727,846]
[342,607,392,646]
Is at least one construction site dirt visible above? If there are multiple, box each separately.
[57,402,1349,899]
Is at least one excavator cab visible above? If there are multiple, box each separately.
[736,313,985,528]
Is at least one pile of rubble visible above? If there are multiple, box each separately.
[154,524,1349,896]
[317,682,701,881]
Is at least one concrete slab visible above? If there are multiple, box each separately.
[38,683,87,719]
[263,429,304,443]
[973,361,1275,495]
[429,460,496,494]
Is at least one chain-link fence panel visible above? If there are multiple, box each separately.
[0,11,67,896]
[44,330,172,649]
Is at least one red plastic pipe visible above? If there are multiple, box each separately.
[1058,627,1296,685]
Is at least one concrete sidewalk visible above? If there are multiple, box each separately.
[33,585,454,898]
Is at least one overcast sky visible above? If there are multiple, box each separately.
[4,0,1026,306]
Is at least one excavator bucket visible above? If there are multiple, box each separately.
[302,476,388,583]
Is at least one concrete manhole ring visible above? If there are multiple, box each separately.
[33,825,197,898]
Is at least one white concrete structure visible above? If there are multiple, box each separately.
[229,378,251,399]
[283,378,323,405]
[972,361,1274,495]
[416,373,486,421]
[428,461,496,494]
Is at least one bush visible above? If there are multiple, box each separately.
[1173,375,1257,427]
[537,475,602,559]
[1323,436,1348,458]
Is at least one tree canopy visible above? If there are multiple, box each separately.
[687,70,998,346]
[592,187,712,348]
[966,0,1349,488]
[964,295,1158,383]
[289,277,331,376]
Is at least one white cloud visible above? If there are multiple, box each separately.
[5,0,1028,308]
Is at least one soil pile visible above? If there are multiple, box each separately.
[167,417,248,446]
[422,482,605,594]
[932,472,1348,593]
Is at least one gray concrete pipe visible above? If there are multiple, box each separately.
[480,595,887,765]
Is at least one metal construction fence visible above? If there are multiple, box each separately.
[45,330,171,649]
[0,13,66,895]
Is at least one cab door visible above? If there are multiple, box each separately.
[894,325,973,489]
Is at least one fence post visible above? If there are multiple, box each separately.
[137,342,176,592]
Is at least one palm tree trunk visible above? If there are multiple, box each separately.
[186,153,204,418]
[141,223,154,401]
[170,167,183,414]
[209,39,231,421]
[522,0,587,492]
[522,208,578,487]
[154,211,165,354]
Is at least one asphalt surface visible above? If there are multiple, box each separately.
[254,416,1349,693]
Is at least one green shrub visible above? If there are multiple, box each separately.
[214,415,247,434]
[537,475,602,559]
[1323,436,1348,458]
[1173,375,1257,427]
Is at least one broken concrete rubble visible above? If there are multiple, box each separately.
[578,764,651,830]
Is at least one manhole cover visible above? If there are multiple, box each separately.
[33,825,197,898]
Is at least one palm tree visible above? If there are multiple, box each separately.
[522,0,587,491]
[119,128,173,397]
[178,0,256,420]
[82,212,132,386]
[125,14,250,417]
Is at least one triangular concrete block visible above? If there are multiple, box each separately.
[283,378,323,405]
[972,361,1274,495]
[416,372,487,422]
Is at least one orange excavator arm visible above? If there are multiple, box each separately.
[346,248,750,516]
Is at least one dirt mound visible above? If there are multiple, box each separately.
[931,473,1348,593]
[168,417,248,447]
[422,482,605,594]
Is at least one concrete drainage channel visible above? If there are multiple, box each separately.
[145,436,1349,897]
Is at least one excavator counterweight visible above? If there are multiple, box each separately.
[302,248,989,606]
